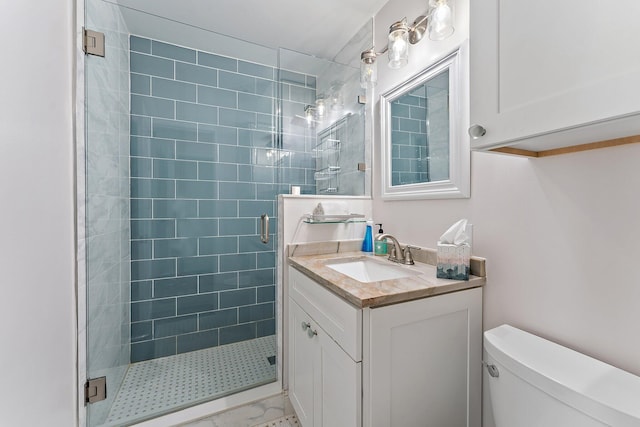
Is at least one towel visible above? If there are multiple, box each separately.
[316,201,349,215]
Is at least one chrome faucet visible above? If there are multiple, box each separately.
[375,234,415,265]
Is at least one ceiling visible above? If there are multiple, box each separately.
[115,0,389,61]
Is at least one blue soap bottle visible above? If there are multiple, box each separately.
[361,219,373,252]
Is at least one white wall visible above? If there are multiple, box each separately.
[373,0,640,377]
[0,2,77,426]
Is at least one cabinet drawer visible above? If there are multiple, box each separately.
[289,267,362,361]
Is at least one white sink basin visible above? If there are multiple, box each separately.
[325,257,421,283]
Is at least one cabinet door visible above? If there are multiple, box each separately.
[316,326,361,427]
[366,287,482,427]
[289,299,317,426]
[470,0,640,150]
[289,297,362,427]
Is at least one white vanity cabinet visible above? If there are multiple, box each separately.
[470,0,640,153]
[288,266,482,427]
[288,267,362,427]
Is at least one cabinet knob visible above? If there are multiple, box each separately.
[307,328,318,338]
[301,321,311,331]
[468,124,487,139]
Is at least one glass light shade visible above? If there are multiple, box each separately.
[360,61,377,88]
[360,51,378,88]
[304,106,314,126]
[428,0,454,41]
[330,82,344,111]
[388,21,409,69]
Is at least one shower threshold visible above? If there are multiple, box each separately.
[103,335,277,426]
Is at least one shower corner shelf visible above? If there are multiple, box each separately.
[303,213,365,224]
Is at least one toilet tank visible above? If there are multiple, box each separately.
[484,325,640,427]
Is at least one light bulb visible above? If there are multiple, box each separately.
[360,63,377,88]
[390,37,407,56]
[315,99,325,117]
[304,105,314,126]
[330,82,344,111]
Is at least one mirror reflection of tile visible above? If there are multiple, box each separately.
[390,69,450,186]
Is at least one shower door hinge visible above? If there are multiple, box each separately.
[85,376,107,404]
[83,28,105,57]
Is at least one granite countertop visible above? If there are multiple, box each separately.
[288,243,486,309]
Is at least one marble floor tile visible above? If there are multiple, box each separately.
[252,414,299,427]
[178,393,295,427]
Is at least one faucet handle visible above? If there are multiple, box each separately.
[388,245,398,261]
[403,246,417,265]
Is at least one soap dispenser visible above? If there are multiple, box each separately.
[361,219,373,253]
[374,223,387,256]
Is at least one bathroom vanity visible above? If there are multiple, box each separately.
[287,249,485,427]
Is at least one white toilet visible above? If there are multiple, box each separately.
[484,324,640,426]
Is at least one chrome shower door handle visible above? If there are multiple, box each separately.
[260,214,269,244]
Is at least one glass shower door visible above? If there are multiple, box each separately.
[84,0,132,424]
[84,1,280,425]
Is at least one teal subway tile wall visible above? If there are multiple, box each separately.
[129,36,316,362]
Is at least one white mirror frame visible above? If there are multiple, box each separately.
[380,44,470,200]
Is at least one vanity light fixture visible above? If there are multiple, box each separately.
[388,19,410,69]
[315,98,325,117]
[428,0,454,40]
[304,105,316,126]
[303,97,328,126]
[329,82,345,111]
[359,0,454,86]
[360,48,379,88]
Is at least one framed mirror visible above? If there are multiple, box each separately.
[380,46,470,199]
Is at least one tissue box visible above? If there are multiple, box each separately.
[436,242,471,280]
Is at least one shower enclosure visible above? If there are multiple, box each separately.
[81,1,370,425]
